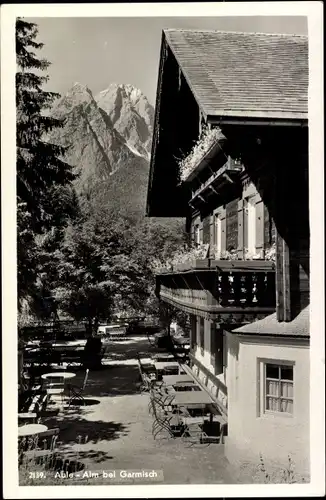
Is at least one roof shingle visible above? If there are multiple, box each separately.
[164,29,308,120]
[232,306,310,337]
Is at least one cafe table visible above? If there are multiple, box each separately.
[154,361,180,371]
[41,371,76,381]
[162,374,193,385]
[152,353,175,362]
[18,412,37,423]
[18,423,48,437]
[171,382,201,392]
[170,390,213,408]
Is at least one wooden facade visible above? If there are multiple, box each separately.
[147,29,309,471]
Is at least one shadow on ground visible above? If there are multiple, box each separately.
[43,411,129,447]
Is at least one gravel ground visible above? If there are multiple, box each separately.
[24,336,237,485]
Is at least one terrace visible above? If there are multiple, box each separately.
[18,335,238,485]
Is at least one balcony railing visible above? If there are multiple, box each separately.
[157,259,276,320]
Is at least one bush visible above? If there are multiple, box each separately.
[252,453,309,484]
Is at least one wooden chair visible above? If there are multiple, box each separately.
[67,369,89,407]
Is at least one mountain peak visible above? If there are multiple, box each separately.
[68,82,93,99]
[52,82,94,115]
[95,83,154,160]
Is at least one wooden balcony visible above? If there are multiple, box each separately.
[189,157,243,208]
[156,259,276,323]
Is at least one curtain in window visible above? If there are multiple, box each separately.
[266,378,293,413]
[266,379,279,411]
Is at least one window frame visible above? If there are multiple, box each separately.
[258,358,295,418]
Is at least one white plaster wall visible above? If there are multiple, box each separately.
[192,318,228,409]
[225,333,310,474]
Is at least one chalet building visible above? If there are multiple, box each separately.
[147,30,309,474]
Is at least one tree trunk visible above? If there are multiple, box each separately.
[86,317,92,336]
[93,317,99,335]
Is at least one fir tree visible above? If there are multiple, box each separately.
[16,18,77,307]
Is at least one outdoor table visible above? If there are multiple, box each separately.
[41,372,76,381]
[18,423,48,437]
[154,361,180,371]
[18,412,37,421]
[52,340,86,348]
[170,390,213,408]
[139,357,154,366]
[171,383,201,392]
[162,374,193,385]
[152,353,175,361]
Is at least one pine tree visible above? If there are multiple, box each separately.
[16,18,77,306]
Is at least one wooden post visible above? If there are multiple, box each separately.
[275,230,291,322]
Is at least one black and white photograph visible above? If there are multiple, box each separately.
[1,2,324,498]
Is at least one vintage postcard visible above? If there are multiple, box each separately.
[1,2,324,498]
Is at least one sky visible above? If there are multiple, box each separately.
[29,16,308,105]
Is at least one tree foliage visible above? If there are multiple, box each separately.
[16,19,188,329]
[16,18,78,306]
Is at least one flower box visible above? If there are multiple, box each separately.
[173,259,210,272]
[210,259,275,272]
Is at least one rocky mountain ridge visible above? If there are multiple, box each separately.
[48,82,155,217]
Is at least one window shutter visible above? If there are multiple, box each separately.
[243,198,248,252]
[209,215,214,257]
[215,326,223,375]
[264,204,271,248]
[226,199,239,252]
[271,218,276,245]
[202,215,211,244]
[210,322,216,366]
[220,208,226,253]
[255,195,265,256]
[190,222,195,245]
[199,317,205,355]
[237,199,244,258]
[190,315,197,349]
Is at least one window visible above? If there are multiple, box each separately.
[264,362,294,414]
[199,317,205,355]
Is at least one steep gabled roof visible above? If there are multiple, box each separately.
[164,29,308,121]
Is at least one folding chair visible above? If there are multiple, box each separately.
[180,411,210,448]
[67,369,89,407]
[43,373,66,407]
[19,428,60,467]
[151,393,182,441]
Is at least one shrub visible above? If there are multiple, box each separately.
[253,453,309,484]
